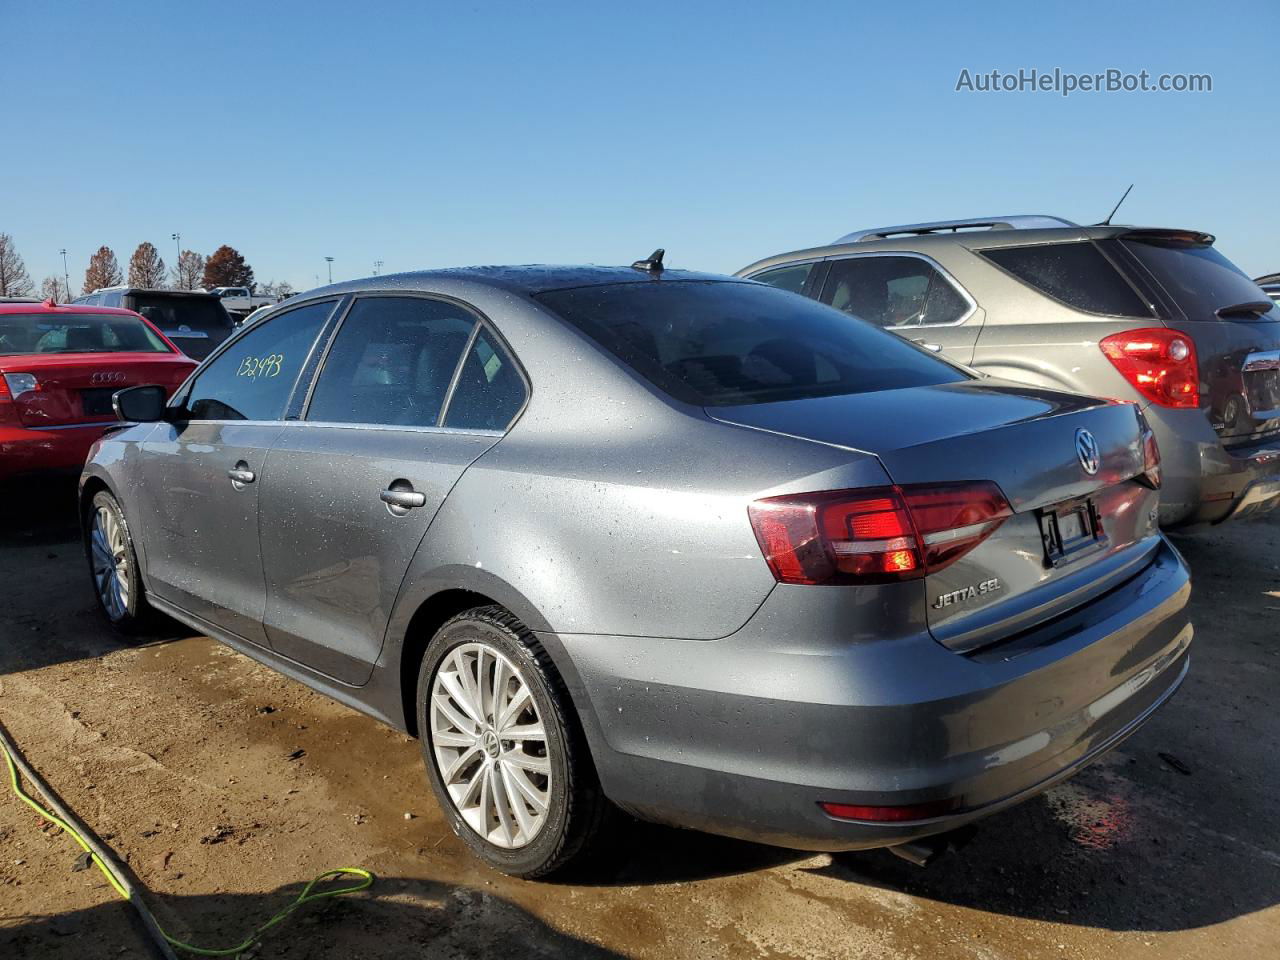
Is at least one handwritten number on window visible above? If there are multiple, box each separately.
[236,353,285,380]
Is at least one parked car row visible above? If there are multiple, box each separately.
[72,286,236,359]
[2,214,1275,881]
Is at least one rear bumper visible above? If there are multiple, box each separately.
[0,423,109,483]
[552,537,1191,851]
[1145,405,1280,527]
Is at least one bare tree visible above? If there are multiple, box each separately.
[258,279,295,299]
[171,249,205,290]
[83,246,123,293]
[127,242,167,288]
[40,275,70,302]
[0,233,35,297]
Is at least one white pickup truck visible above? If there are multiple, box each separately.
[209,286,276,314]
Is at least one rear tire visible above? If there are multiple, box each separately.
[416,606,611,878]
[85,490,152,636]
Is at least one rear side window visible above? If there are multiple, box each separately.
[1121,238,1280,322]
[535,280,967,407]
[821,256,970,328]
[979,242,1152,318]
[750,263,813,295]
[443,329,526,431]
[182,301,334,421]
[306,296,477,427]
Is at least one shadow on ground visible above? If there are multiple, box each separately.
[2,875,626,960]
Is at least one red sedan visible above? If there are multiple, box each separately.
[0,300,196,484]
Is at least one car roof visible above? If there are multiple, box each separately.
[0,301,142,317]
[736,223,1211,277]
[301,264,737,299]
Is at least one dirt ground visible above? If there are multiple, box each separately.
[0,483,1277,960]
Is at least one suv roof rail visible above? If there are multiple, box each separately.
[833,215,1077,244]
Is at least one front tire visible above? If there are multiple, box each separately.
[85,490,151,635]
[416,606,610,878]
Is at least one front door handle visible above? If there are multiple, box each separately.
[227,465,256,485]
[912,339,943,353]
[380,488,427,510]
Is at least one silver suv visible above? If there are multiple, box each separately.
[739,217,1280,528]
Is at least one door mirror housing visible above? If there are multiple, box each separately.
[113,384,168,423]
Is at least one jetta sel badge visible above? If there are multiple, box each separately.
[933,578,1003,609]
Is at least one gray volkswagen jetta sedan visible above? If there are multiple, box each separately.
[81,263,1192,877]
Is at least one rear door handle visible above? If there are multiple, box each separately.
[380,488,427,510]
[227,466,256,485]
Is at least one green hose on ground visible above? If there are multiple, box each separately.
[1,719,373,957]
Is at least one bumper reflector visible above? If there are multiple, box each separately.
[819,798,959,822]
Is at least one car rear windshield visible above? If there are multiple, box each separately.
[979,241,1153,318]
[534,280,969,406]
[1120,237,1280,322]
[130,294,232,335]
[0,313,171,355]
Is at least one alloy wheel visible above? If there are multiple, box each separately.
[429,642,552,849]
[90,506,130,621]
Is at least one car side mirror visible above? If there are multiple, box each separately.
[113,384,168,423]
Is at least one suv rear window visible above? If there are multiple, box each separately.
[130,294,232,337]
[0,313,171,355]
[1121,237,1280,322]
[535,280,967,406]
[980,241,1153,318]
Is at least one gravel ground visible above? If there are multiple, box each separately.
[1,483,1277,960]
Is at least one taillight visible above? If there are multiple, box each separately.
[748,482,1012,585]
[1099,328,1199,408]
[1135,411,1162,489]
[0,373,40,425]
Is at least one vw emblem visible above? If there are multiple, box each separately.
[91,371,126,385]
[1075,428,1101,476]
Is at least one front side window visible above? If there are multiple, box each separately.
[750,263,814,295]
[306,296,477,427]
[0,312,172,356]
[821,256,970,329]
[979,241,1153,318]
[182,301,334,421]
[536,280,966,407]
[443,329,527,430]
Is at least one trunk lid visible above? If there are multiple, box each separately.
[1,354,194,427]
[710,380,1158,652]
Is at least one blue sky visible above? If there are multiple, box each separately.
[4,0,1276,292]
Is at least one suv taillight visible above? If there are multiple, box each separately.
[1099,328,1199,409]
[748,482,1012,585]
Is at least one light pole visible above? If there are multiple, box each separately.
[171,233,181,286]
[373,260,383,276]
[59,249,71,301]
[324,257,334,284]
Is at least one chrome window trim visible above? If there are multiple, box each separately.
[157,417,504,439]
[813,251,978,330]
